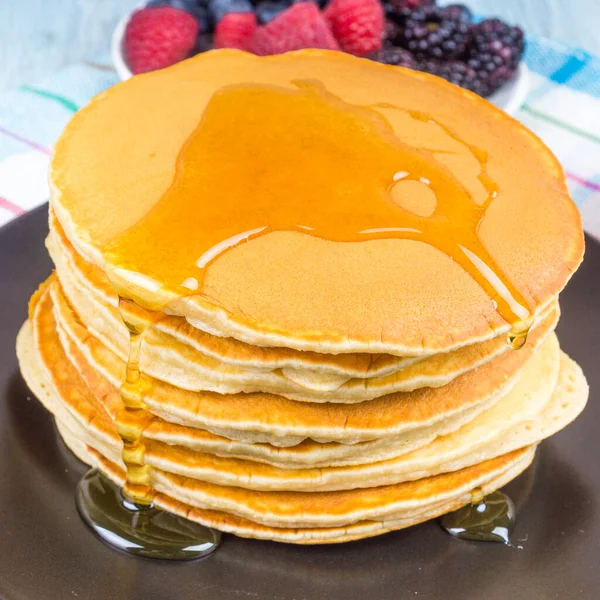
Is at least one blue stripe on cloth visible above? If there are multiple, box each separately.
[548,53,590,84]
[524,49,591,103]
[524,38,573,76]
[524,38,600,99]
[565,59,600,98]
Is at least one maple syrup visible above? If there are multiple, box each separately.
[103,80,532,344]
[76,469,221,560]
[76,299,221,559]
[439,490,516,545]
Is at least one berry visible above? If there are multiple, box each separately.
[324,0,385,57]
[397,5,471,59]
[145,1,211,33]
[248,2,339,55]
[214,12,257,48]
[468,18,524,70]
[463,19,524,96]
[441,4,472,24]
[195,6,212,33]
[384,0,433,25]
[300,0,330,8]
[193,32,215,53]
[419,58,512,98]
[256,1,290,24]
[125,7,200,74]
[419,59,478,89]
[370,47,417,68]
[209,0,253,24]
[463,59,515,97]
[383,20,400,47]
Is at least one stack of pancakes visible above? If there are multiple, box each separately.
[17,50,588,544]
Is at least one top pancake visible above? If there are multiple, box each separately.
[50,49,584,354]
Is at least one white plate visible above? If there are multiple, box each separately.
[111,10,529,115]
[111,11,134,81]
[487,62,530,115]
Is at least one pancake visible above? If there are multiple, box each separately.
[16,49,588,547]
[21,284,509,469]
[49,49,584,355]
[50,241,559,401]
[48,209,417,381]
[40,278,559,445]
[21,302,583,541]
[137,338,581,492]
[68,437,537,544]
[17,322,539,539]
[19,284,587,494]
[19,298,588,493]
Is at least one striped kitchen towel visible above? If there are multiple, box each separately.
[0,38,599,240]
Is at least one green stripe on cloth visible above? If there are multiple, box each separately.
[521,104,600,145]
[20,85,78,113]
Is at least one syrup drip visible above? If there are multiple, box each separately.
[103,80,532,345]
[76,298,221,559]
[116,297,157,505]
[439,489,516,545]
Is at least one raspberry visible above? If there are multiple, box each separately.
[324,0,384,56]
[248,2,339,55]
[370,47,417,68]
[397,5,471,59]
[146,0,210,32]
[214,12,257,49]
[124,7,199,74]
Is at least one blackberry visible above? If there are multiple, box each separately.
[469,63,515,97]
[397,5,472,60]
[383,20,401,47]
[192,32,215,54]
[292,0,328,8]
[465,19,524,96]
[370,48,418,69]
[440,4,472,24]
[384,0,434,26]
[419,59,478,90]
[420,58,510,98]
[468,18,524,69]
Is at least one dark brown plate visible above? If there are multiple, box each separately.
[1,205,599,600]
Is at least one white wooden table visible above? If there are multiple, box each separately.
[0,0,598,91]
